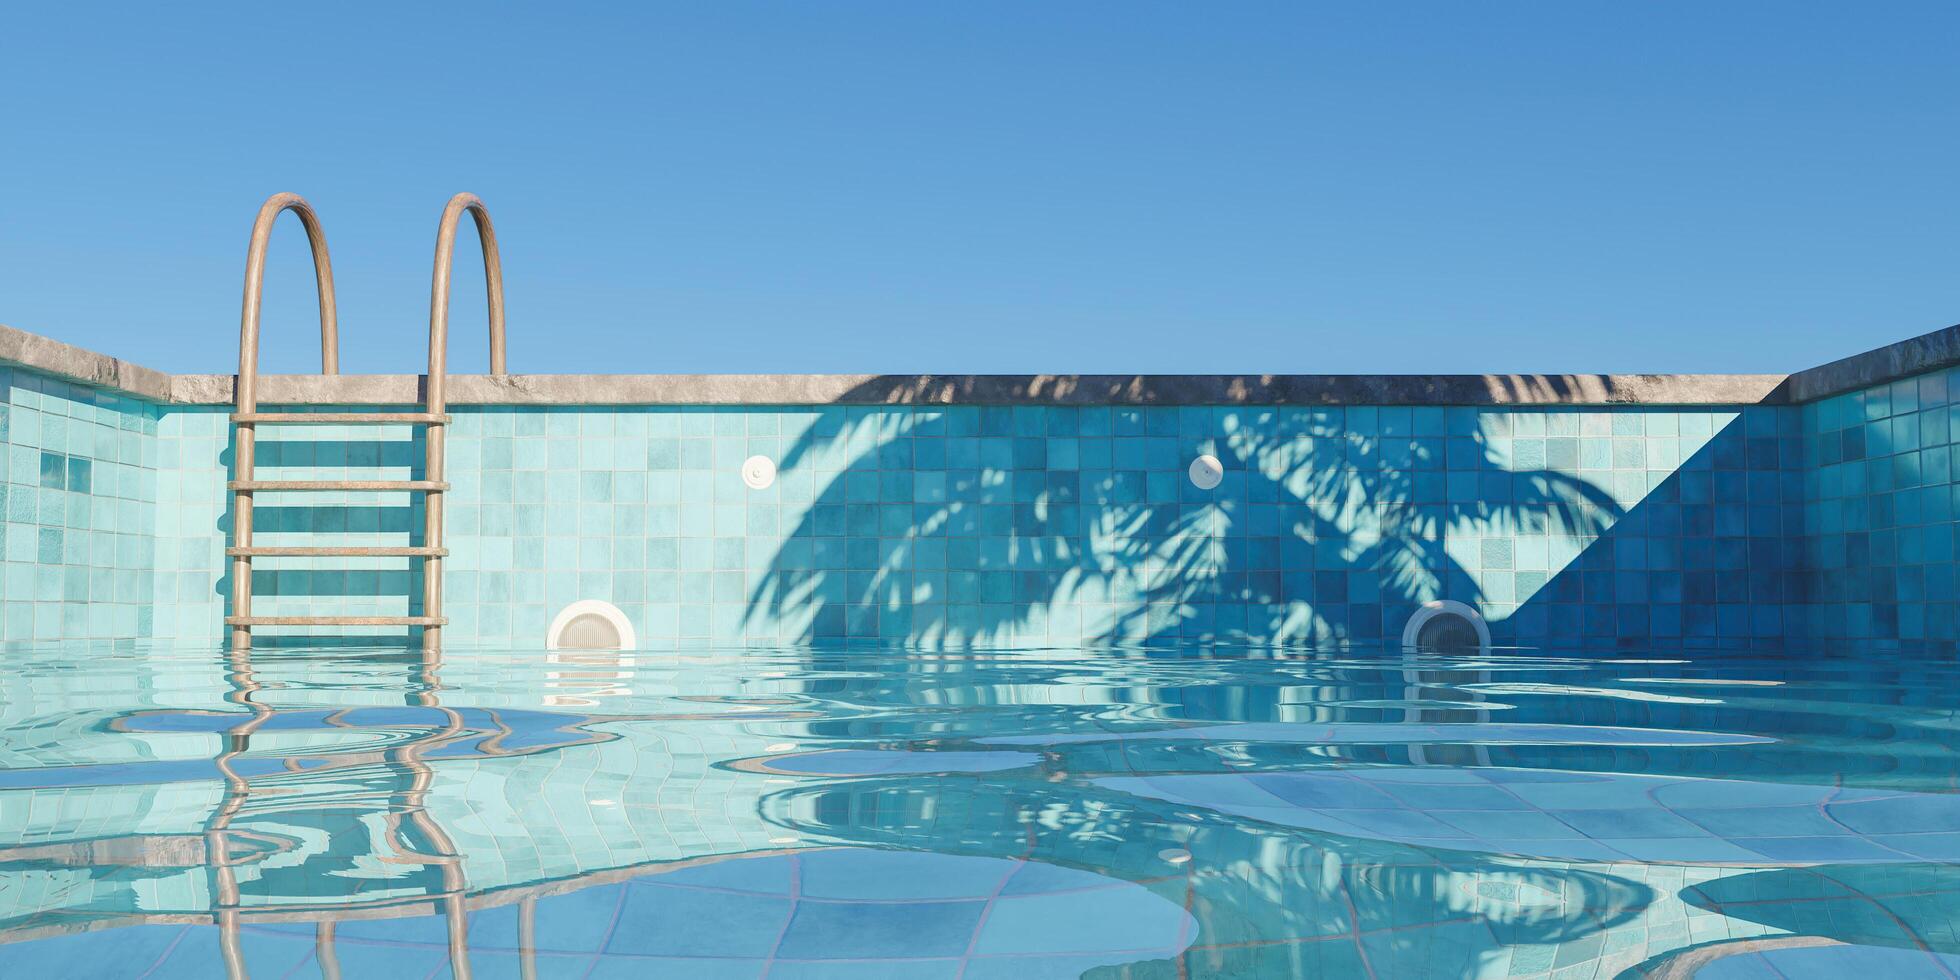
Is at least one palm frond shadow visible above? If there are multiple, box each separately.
[750,403,1623,647]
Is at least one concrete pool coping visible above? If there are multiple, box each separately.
[4,320,1956,407]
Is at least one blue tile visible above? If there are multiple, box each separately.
[38,450,64,489]
[603,882,789,957]
[976,886,1189,956]
[775,899,985,960]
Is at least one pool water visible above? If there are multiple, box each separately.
[1,645,1958,979]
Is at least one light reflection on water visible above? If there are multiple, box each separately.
[1,643,1959,978]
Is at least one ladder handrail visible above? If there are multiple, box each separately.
[232,192,339,650]
[426,192,508,415]
[237,193,339,414]
[420,192,506,652]
[229,192,499,653]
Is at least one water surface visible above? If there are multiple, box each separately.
[1,643,1958,978]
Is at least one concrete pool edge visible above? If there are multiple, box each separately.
[0,322,172,402]
[7,319,1956,407]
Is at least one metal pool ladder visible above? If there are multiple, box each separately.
[227,192,506,651]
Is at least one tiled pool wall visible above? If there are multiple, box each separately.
[437,402,1810,649]
[151,407,429,639]
[0,367,158,641]
[148,402,1801,648]
[1796,368,1960,644]
[4,359,1956,649]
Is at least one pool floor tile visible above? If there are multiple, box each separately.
[604,884,790,957]
[774,898,987,960]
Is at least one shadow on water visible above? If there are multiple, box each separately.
[1680,863,1960,953]
[759,772,1655,978]
[1610,864,1960,978]
[747,393,1623,648]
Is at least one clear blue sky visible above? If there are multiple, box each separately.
[3,4,1956,376]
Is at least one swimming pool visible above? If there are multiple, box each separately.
[3,197,1960,979]
[2,642,1957,978]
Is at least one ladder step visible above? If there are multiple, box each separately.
[229,480,448,492]
[225,616,447,627]
[232,412,449,425]
[227,546,447,557]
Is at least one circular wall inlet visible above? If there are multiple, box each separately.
[548,600,636,650]
[1189,454,1224,490]
[742,455,777,490]
[1402,600,1490,654]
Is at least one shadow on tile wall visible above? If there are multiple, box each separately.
[13,359,1951,651]
[211,421,435,642]
[1500,407,1804,649]
[747,394,1672,648]
[1798,367,1960,645]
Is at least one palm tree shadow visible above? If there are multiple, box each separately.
[748,393,1623,648]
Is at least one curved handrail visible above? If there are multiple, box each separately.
[426,192,508,414]
[422,192,507,653]
[237,192,338,413]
